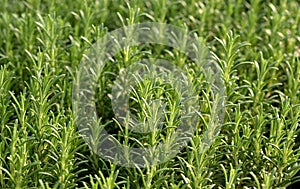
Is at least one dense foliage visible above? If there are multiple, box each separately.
[0,0,299,188]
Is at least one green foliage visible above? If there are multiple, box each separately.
[0,0,299,188]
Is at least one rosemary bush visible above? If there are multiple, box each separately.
[0,0,299,188]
